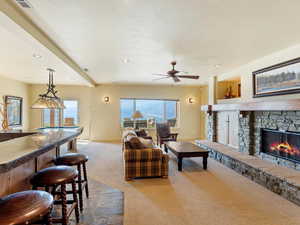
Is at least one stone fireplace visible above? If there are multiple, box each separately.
[198,100,300,206]
[205,109,300,170]
[242,111,300,170]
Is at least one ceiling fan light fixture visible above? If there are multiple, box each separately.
[153,61,200,83]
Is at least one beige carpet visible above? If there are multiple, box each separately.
[78,141,300,225]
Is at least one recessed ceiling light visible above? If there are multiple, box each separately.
[33,54,42,59]
[123,58,130,64]
[215,64,221,68]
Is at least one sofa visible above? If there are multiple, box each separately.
[122,130,169,181]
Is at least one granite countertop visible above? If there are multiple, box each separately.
[0,127,83,173]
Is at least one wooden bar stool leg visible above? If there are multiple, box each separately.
[71,180,80,223]
[83,162,89,198]
[77,164,84,211]
[61,184,68,225]
[45,209,53,225]
[51,184,57,196]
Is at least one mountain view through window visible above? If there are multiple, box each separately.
[120,99,178,128]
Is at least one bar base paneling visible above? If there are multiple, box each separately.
[36,148,56,171]
[0,148,56,197]
[0,160,35,197]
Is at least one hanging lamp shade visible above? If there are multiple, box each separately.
[31,69,65,109]
[31,97,65,109]
[132,110,143,119]
[31,97,49,109]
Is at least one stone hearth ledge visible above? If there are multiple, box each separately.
[195,140,300,206]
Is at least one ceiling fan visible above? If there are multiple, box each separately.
[153,61,200,83]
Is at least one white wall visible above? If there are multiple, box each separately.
[218,44,300,101]
[30,84,207,141]
[0,75,30,130]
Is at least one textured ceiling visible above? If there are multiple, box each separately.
[8,0,300,85]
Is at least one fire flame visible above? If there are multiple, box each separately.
[270,142,300,156]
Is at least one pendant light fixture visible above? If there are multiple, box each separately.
[31,68,65,109]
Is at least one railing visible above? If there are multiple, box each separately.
[121,119,177,129]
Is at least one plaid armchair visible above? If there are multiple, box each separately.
[122,131,169,181]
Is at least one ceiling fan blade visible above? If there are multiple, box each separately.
[177,75,199,79]
[152,73,169,77]
[152,77,169,81]
[172,76,181,82]
[178,71,188,74]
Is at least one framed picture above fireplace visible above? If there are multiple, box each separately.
[253,57,300,97]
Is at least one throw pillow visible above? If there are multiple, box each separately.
[122,130,137,140]
[139,137,155,148]
[127,136,145,149]
[135,129,147,137]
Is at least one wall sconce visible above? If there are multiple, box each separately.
[188,97,195,104]
[104,96,110,103]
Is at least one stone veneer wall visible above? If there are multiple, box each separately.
[208,110,300,171]
[238,112,255,155]
[206,112,217,142]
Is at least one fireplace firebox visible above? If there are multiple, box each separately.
[261,128,300,163]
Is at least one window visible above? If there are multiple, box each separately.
[120,99,134,121]
[63,100,79,126]
[42,109,61,127]
[120,98,178,128]
[42,100,79,127]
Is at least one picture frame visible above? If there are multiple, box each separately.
[253,57,300,97]
[5,96,23,126]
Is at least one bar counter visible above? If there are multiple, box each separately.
[0,127,83,197]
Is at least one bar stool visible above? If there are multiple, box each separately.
[55,153,89,211]
[0,190,53,225]
[30,166,80,225]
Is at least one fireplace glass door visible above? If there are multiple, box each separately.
[261,129,300,163]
